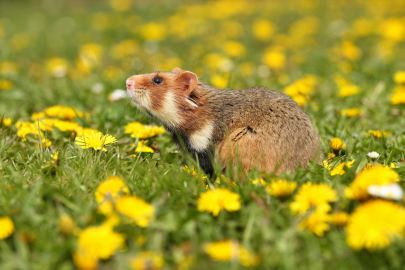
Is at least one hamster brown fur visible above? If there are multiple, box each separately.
[126,68,322,176]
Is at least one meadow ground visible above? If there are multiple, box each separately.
[1,0,405,269]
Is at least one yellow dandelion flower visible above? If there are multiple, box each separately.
[340,41,362,61]
[197,188,241,216]
[0,78,13,90]
[264,49,286,69]
[140,22,166,41]
[101,213,121,228]
[339,84,359,98]
[0,61,18,76]
[327,153,336,161]
[252,20,275,41]
[115,195,155,227]
[133,141,154,153]
[111,39,139,60]
[341,108,364,117]
[290,182,337,214]
[391,85,405,104]
[346,199,405,250]
[284,77,316,97]
[0,216,15,240]
[330,163,346,176]
[330,160,354,176]
[330,137,345,151]
[331,211,349,227]
[77,225,125,259]
[379,18,405,42]
[299,209,332,237]
[345,166,399,201]
[394,71,405,84]
[223,41,245,58]
[95,176,130,215]
[30,112,46,121]
[290,94,308,107]
[323,160,332,170]
[284,84,303,97]
[386,162,398,169]
[75,127,100,137]
[367,130,390,139]
[46,58,69,78]
[73,250,98,270]
[203,240,260,267]
[124,122,165,139]
[210,74,228,89]
[75,131,117,151]
[52,119,80,132]
[1,117,12,127]
[251,178,267,185]
[15,121,46,141]
[35,118,55,130]
[266,179,297,198]
[59,214,75,235]
[79,43,104,65]
[44,105,83,120]
[205,53,228,70]
[129,251,164,270]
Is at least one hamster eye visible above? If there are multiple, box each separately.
[153,77,163,85]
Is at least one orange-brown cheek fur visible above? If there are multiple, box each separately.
[133,75,167,111]
[148,75,212,135]
[176,89,211,135]
[133,73,213,136]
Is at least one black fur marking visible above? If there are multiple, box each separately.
[168,129,214,175]
[246,126,256,134]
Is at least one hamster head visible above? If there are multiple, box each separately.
[126,67,200,128]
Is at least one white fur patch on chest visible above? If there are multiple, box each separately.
[151,91,183,127]
[189,122,214,152]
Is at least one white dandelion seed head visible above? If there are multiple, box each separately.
[108,89,127,102]
[367,151,380,159]
[91,83,104,94]
[368,183,404,200]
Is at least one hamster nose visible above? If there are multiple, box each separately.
[126,79,134,89]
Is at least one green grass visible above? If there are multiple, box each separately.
[1,0,405,269]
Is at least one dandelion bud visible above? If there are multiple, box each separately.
[327,152,336,161]
[59,214,75,235]
[331,211,349,227]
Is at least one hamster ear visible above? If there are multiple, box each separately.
[177,71,198,95]
[171,67,182,73]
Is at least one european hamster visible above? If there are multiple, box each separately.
[126,68,322,176]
